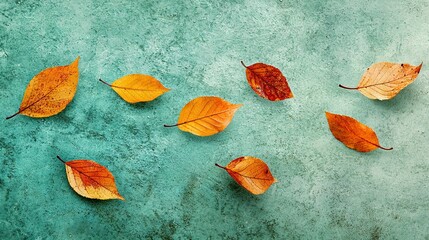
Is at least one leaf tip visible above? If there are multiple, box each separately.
[71,56,80,67]
[416,62,423,73]
[325,111,333,118]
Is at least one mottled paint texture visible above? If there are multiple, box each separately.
[1,0,429,239]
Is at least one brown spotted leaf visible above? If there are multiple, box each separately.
[6,57,79,119]
[241,61,293,101]
[216,156,276,195]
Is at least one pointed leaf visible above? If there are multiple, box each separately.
[164,96,242,136]
[242,61,293,101]
[340,62,422,100]
[6,57,80,119]
[57,156,124,200]
[100,74,169,103]
[325,112,392,152]
[216,156,276,195]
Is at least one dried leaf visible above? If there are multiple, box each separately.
[325,112,392,152]
[339,62,422,100]
[57,156,124,200]
[164,96,242,136]
[99,74,169,104]
[216,156,276,195]
[241,61,293,101]
[6,57,80,119]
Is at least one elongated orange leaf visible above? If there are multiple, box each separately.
[164,96,242,136]
[99,74,169,103]
[216,156,276,195]
[325,112,392,152]
[241,61,293,101]
[339,62,422,100]
[6,57,80,119]
[57,156,124,200]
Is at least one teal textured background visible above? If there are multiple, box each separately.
[1,0,429,239]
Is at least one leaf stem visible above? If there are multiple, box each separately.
[377,145,393,151]
[163,123,178,128]
[215,163,226,170]
[56,155,66,163]
[5,111,20,120]
[99,79,112,87]
[338,84,358,90]
[240,61,247,68]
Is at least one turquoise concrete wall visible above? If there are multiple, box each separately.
[1,0,428,239]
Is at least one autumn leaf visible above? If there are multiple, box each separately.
[57,156,124,200]
[99,74,169,103]
[339,62,422,100]
[6,57,80,119]
[164,96,242,136]
[325,112,392,152]
[215,156,276,195]
[241,61,293,101]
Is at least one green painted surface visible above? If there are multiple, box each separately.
[1,0,429,239]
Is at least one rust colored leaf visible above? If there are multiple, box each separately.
[164,96,242,136]
[6,57,79,119]
[325,112,392,152]
[339,62,422,100]
[241,61,293,101]
[216,156,277,195]
[99,74,169,104]
[57,156,124,200]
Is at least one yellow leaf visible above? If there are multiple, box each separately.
[325,112,393,152]
[164,96,242,136]
[57,156,124,200]
[340,62,422,100]
[216,156,277,195]
[6,57,80,119]
[99,74,169,103]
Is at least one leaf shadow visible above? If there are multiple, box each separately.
[368,86,419,111]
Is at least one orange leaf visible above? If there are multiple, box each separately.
[6,57,79,119]
[99,74,169,103]
[339,62,422,100]
[241,61,293,101]
[57,156,124,200]
[216,156,276,195]
[325,112,392,152]
[164,96,242,136]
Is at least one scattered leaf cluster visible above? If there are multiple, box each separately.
[6,57,423,198]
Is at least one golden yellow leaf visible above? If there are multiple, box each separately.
[216,156,277,195]
[340,62,422,100]
[325,112,392,152]
[164,96,242,136]
[99,74,169,103]
[6,57,80,119]
[57,156,124,200]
